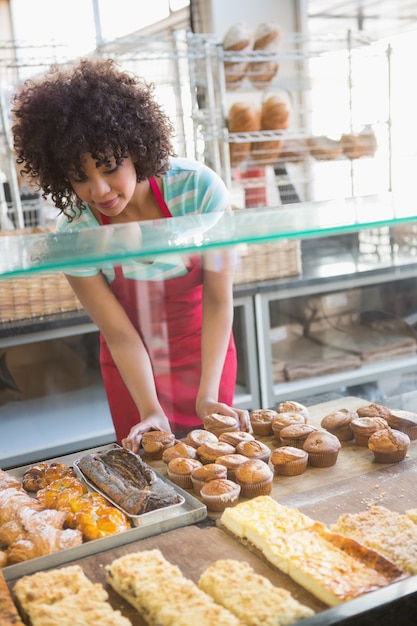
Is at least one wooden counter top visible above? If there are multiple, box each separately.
[151,396,417,524]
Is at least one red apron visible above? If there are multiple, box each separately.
[99,178,237,443]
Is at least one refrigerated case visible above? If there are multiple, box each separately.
[3,195,417,624]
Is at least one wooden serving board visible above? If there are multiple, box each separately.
[150,396,417,521]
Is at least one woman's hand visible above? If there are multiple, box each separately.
[196,397,250,432]
[121,413,172,454]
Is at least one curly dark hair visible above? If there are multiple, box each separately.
[12,57,176,220]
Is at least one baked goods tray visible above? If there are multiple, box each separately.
[3,444,207,581]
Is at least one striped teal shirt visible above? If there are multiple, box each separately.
[56,157,230,282]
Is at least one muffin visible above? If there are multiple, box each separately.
[167,457,203,490]
[202,413,239,436]
[236,439,271,463]
[303,430,341,468]
[356,403,391,420]
[197,441,236,464]
[216,453,253,481]
[162,442,198,464]
[185,429,219,449]
[368,428,410,463]
[278,423,317,448]
[249,409,278,436]
[190,463,228,495]
[235,459,273,498]
[350,416,389,446]
[270,446,309,476]
[219,431,255,446]
[276,401,309,422]
[271,412,306,441]
[385,409,417,440]
[141,431,176,460]
[200,479,241,512]
[320,409,357,442]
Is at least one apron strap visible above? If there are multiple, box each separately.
[149,177,171,217]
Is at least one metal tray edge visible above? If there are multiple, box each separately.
[3,444,207,581]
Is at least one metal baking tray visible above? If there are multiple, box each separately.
[2,444,207,581]
[72,455,185,527]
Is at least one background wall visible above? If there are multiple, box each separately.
[191,0,304,38]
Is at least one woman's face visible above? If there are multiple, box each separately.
[68,153,138,218]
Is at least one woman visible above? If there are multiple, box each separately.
[12,58,249,452]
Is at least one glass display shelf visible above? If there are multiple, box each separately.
[1,192,417,277]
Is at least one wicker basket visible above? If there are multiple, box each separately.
[0,228,83,323]
[233,239,301,284]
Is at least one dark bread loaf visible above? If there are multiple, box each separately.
[77,448,180,515]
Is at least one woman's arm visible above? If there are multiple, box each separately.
[196,249,250,431]
[65,273,171,450]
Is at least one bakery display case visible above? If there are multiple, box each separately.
[0,191,416,468]
[2,193,417,623]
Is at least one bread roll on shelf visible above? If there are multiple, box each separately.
[222,22,253,90]
[248,23,281,89]
[306,135,344,161]
[227,101,261,168]
[250,92,291,165]
[340,126,377,159]
[278,137,309,163]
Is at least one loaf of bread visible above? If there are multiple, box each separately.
[222,22,253,90]
[248,23,281,88]
[250,93,290,164]
[76,447,180,515]
[261,93,291,129]
[227,102,261,167]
